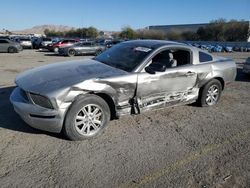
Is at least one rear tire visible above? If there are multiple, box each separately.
[68,49,76,57]
[198,79,222,107]
[54,47,59,53]
[63,94,111,141]
[8,47,17,53]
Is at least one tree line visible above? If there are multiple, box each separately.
[119,19,249,42]
[44,27,99,38]
[44,19,249,42]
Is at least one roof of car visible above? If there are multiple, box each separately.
[122,40,184,49]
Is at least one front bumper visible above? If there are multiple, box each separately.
[10,87,65,133]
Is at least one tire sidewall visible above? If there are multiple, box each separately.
[95,49,102,56]
[64,94,110,141]
[8,47,16,53]
[54,47,59,52]
[68,49,75,57]
[200,79,222,107]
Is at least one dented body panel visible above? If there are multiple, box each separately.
[10,40,237,133]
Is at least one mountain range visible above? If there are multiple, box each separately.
[12,25,75,35]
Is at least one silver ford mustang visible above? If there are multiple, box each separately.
[10,40,236,140]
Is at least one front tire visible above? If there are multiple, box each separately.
[95,49,102,56]
[63,94,111,141]
[68,49,76,57]
[198,79,222,107]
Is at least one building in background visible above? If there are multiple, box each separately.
[147,23,208,34]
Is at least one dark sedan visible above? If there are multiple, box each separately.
[58,41,106,56]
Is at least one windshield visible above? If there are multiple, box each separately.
[94,43,153,72]
[43,38,51,41]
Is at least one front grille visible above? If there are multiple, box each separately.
[20,88,29,101]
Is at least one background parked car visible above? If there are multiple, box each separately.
[38,37,53,49]
[47,39,79,52]
[0,39,23,53]
[243,57,250,75]
[105,40,124,48]
[0,36,12,40]
[32,37,52,49]
[18,38,33,49]
[58,41,106,56]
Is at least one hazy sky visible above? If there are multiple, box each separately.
[1,0,249,31]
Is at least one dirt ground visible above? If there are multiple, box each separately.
[0,50,250,188]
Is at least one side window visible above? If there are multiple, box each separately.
[172,50,191,66]
[147,49,191,72]
[199,51,213,62]
[147,50,174,72]
[82,42,91,46]
[62,40,68,44]
[0,39,8,44]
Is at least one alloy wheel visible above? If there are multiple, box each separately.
[75,104,103,136]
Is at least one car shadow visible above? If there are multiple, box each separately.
[43,53,62,57]
[235,67,250,82]
[35,49,49,52]
[0,86,64,139]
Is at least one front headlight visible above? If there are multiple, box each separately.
[29,93,54,109]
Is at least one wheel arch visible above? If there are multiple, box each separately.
[65,91,117,120]
[92,92,117,120]
[8,46,17,53]
[213,77,225,90]
[199,76,225,91]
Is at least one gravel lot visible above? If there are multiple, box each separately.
[0,50,250,187]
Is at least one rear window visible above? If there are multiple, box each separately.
[0,39,8,43]
[199,51,213,63]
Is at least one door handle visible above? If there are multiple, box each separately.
[185,71,195,76]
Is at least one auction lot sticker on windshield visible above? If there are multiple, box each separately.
[134,47,152,52]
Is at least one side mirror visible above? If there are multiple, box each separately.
[145,66,156,74]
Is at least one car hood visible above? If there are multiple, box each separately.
[16,59,128,95]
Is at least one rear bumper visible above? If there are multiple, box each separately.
[21,44,32,48]
[10,87,65,133]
